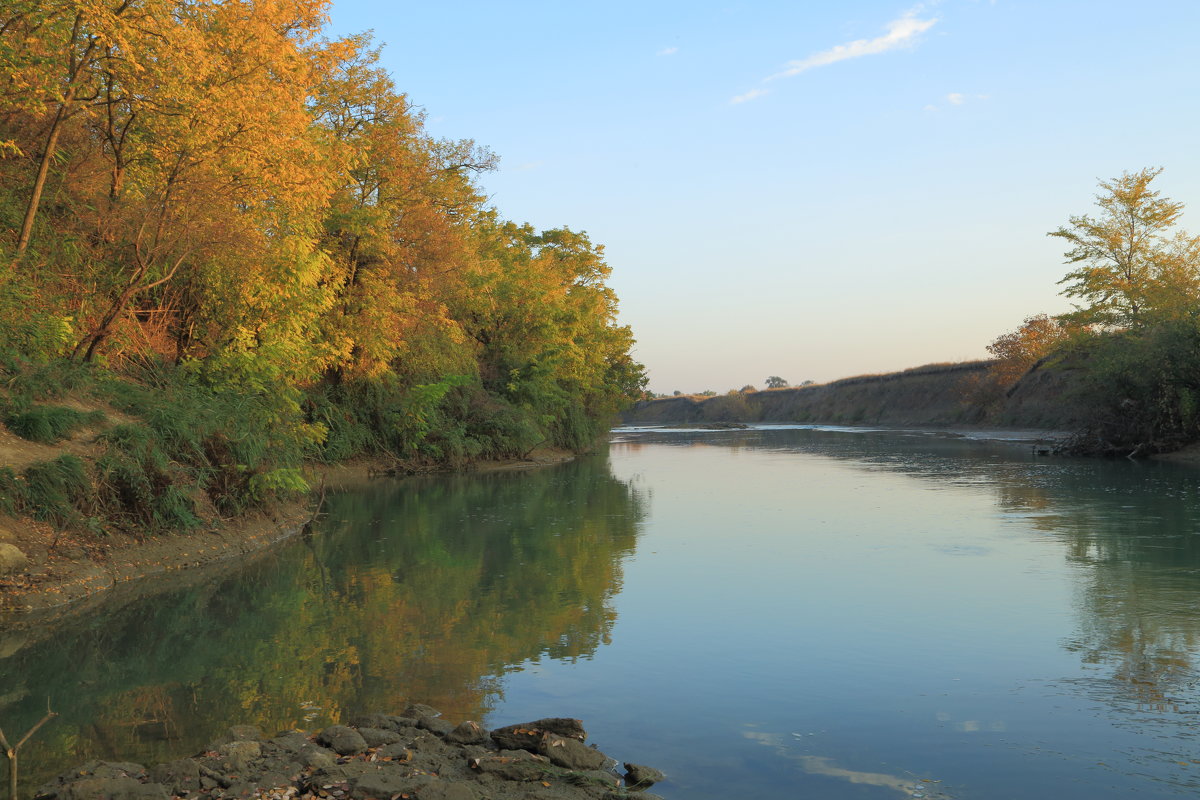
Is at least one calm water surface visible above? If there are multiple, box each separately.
[5,425,1200,799]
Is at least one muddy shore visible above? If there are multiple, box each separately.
[33,707,666,800]
[0,451,573,617]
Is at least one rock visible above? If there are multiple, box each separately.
[345,712,392,730]
[375,742,413,761]
[402,703,442,719]
[570,770,621,789]
[43,778,169,800]
[147,759,201,795]
[346,768,429,800]
[253,770,294,789]
[356,726,402,747]
[222,779,265,798]
[468,752,552,782]
[195,764,232,790]
[267,732,310,751]
[490,724,544,752]
[268,732,336,769]
[68,762,148,781]
[39,711,659,800]
[307,761,436,800]
[211,740,261,774]
[306,762,378,785]
[539,734,608,771]
[492,719,587,751]
[624,763,666,789]
[528,718,587,741]
[445,720,488,745]
[415,783,480,800]
[226,725,264,742]
[0,542,29,575]
[459,744,492,760]
[316,724,368,755]
[418,716,456,737]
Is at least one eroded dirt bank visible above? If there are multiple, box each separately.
[623,359,1087,430]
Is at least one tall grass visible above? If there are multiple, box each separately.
[4,406,105,444]
[22,455,90,528]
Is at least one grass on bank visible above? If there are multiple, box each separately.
[0,352,610,540]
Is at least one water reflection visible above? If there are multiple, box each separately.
[10,426,1200,799]
[742,731,955,799]
[612,427,1200,796]
[0,455,645,791]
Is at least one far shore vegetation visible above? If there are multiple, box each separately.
[644,169,1200,457]
[970,167,1200,455]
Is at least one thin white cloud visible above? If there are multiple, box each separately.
[767,9,937,81]
[657,46,679,56]
[923,103,939,111]
[731,88,770,104]
[938,92,988,108]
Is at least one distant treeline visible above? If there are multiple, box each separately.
[0,0,645,526]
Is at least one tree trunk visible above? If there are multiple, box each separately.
[13,13,98,261]
[14,86,77,258]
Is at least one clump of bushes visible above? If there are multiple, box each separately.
[95,424,199,531]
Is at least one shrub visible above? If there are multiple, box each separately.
[95,424,199,530]
[1064,319,1200,455]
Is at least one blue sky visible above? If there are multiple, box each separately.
[326,0,1200,394]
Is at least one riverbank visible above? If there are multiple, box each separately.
[0,450,574,616]
[33,707,666,800]
[624,359,1087,431]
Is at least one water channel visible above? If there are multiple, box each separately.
[5,424,1200,799]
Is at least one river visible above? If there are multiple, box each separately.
[4,424,1200,799]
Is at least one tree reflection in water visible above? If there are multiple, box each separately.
[0,454,646,793]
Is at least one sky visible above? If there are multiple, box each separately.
[325,0,1200,394]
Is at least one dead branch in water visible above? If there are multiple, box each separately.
[1,702,58,800]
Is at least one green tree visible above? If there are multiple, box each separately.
[1051,168,1200,327]
[764,375,788,388]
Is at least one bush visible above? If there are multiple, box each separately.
[1064,319,1200,455]
[95,424,199,530]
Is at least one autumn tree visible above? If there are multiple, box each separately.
[445,216,644,449]
[1051,168,1200,327]
[311,35,495,383]
[0,0,645,489]
[1,0,119,260]
[66,0,339,366]
[986,313,1073,387]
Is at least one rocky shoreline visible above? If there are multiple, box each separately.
[33,707,665,800]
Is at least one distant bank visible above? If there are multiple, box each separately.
[622,360,1086,430]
